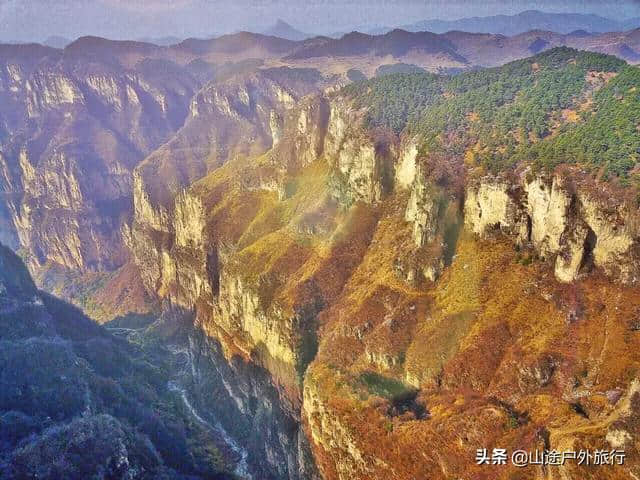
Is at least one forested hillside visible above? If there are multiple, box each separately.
[343,47,639,180]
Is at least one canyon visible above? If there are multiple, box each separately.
[1,31,640,480]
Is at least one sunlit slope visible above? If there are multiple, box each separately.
[128,48,640,479]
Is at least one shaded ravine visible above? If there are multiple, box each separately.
[107,303,320,479]
[167,380,252,479]
[166,341,253,479]
[106,324,254,479]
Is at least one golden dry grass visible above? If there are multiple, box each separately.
[306,228,640,480]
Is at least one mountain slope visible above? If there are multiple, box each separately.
[442,28,640,66]
[287,29,467,63]
[0,243,235,479]
[127,47,640,479]
[0,37,205,320]
[176,31,296,57]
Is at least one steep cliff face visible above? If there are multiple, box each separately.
[129,69,328,298]
[126,87,379,477]
[126,72,340,477]
[130,88,395,380]
[0,42,202,319]
[134,68,326,211]
[189,329,320,480]
[464,171,640,284]
[324,101,394,206]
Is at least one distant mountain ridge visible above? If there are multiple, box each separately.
[3,10,639,47]
[286,29,467,62]
[254,10,637,39]
[136,35,183,46]
[2,24,640,72]
[399,10,636,36]
[176,30,297,56]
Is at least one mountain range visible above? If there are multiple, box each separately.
[7,11,639,48]
[322,10,640,38]
[1,24,639,323]
[398,9,638,36]
[1,9,640,480]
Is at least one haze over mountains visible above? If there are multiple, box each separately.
[270,10,640,40]
[2,3,640,479]
[397,9,640,36]
[4,10,640,47]
[3,16,640,72]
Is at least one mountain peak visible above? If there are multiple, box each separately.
[275,19,292,28]
[263,19,310,41]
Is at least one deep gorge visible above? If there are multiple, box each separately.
[1,32,640,480]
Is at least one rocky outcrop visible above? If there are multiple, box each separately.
[394,138,419,189]
[464,171,640,283]
[325,102,393,205]
[215,268,311,375]
[11,147,130,273]
[525,176,572,256]
[134,70,324,212]
[405,166,440,248]
[464,180,529,240]
[578,193,637,280]
[303,374,371,480]
[0,44,202,289]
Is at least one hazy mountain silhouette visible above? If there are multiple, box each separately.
[401,10,632,35]
[263,19,312,41]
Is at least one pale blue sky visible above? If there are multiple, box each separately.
[1,0,639,42]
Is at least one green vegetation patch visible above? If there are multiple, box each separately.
[342,47,638,179]
[342,72,443,133]
[516,65,640,179]
[359,371,416,400]
[375,63,427,77]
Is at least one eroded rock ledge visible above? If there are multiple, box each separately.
[465,170,640,283]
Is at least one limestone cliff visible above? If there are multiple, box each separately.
[464,171,640,284]
[0,42,202,317]
[129,69,329,296]
[324,101,394,205]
